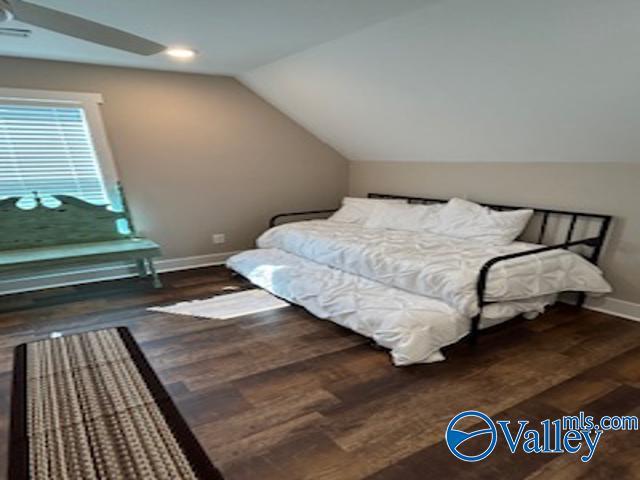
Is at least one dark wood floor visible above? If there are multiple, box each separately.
[1,267,639,480]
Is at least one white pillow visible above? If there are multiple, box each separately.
[329,197,406,225]
[364,202,445,232]
[429,198,533,245]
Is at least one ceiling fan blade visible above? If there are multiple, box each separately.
[9,0,166,55]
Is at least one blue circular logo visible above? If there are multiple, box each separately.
[446,410,497,462]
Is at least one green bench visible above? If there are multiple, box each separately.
[0,191,162,288]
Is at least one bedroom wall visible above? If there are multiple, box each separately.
[0,56,348,263]
[350,161,640,306]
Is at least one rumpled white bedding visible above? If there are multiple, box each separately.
[227,248,556,365]
[256,220,611,317]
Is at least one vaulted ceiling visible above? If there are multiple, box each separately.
[3,0,639,164]
[0,0,430,74]
[242,0,640,163]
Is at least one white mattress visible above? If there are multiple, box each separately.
[257,220,611,316]
[228,249,556,365]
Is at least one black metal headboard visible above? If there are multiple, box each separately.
[368,193,612,266]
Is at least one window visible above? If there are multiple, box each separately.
[0,88,118,209]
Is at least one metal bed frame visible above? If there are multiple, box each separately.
[269,193,612,346]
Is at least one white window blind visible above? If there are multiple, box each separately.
[0,103,110,208]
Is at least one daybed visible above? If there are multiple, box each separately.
[227,194,612,365]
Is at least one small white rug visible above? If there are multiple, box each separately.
[148,289,290,320]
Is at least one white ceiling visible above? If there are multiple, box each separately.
[243,0,640,163]
[0,0,430,74]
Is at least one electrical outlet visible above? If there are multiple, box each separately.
[212,233,226,244]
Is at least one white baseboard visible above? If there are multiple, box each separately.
[0,251,242,296]
[584,296,640,322]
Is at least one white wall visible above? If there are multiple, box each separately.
[242,0,640,163]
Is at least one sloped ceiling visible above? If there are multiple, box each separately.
[241,0,640,163]
[0,0,431,74]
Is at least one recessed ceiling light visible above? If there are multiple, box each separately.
[165,47,197,60]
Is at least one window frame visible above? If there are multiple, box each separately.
[0,87,121,207]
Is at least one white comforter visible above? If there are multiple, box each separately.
[228,249,555,365]
[257,220,611,317]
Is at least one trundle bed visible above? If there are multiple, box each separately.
[227,194,613,365]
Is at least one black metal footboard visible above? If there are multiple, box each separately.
[469,236,606,344]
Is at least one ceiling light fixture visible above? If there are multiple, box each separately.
[165,47,197,60]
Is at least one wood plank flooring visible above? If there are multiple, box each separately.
[0,267,639,479]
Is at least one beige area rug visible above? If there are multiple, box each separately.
[9,327,224,479]
[148,289,290,320]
